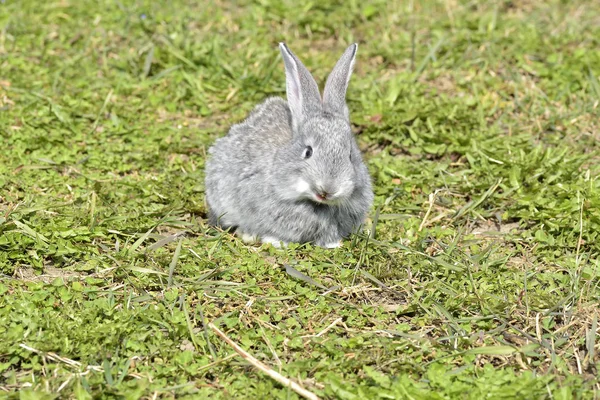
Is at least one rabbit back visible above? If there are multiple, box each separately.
[205,97,291,228]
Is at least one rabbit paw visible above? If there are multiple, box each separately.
[319,241,342,249]
[261,236,288,248]
[236,229,258,244]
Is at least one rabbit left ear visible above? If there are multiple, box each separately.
[323,44,357,119]
[279,43,322,131]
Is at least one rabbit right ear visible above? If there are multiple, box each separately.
[279,43,322,130]
[323,44,357,120]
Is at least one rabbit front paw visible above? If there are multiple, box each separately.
[236,229,258,244]
[261,236,288,248]
[317,240,342,249]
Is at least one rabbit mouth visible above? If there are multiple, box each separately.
[314,193,329,203]
[291,178,343,205]
[312,192,339,205]
[316,193,328,201]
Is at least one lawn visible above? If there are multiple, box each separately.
[1,0,599,398]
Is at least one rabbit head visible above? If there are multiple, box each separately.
[274,43,364,206]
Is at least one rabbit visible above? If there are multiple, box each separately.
[204,42,373,248]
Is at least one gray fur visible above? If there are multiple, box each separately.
[204,43,373,248]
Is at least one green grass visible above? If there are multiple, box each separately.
[1,0,600,398]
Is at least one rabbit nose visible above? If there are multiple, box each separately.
[315,182,333,200]
[316,190,330,200]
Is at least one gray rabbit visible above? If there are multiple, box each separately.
[204,43,373,248]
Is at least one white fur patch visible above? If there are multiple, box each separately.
[335,180,354,199]
[294,178,311,195]
[236,229,258,244]
[262,236,288,248]
[322,241,342,249]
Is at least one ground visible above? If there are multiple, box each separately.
[1,0,599,398]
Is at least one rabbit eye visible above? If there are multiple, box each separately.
[303,146,313,159]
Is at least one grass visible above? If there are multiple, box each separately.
[1,0,599,398]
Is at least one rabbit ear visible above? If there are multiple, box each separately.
[323,43,357,119]
[279,43,322,130]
